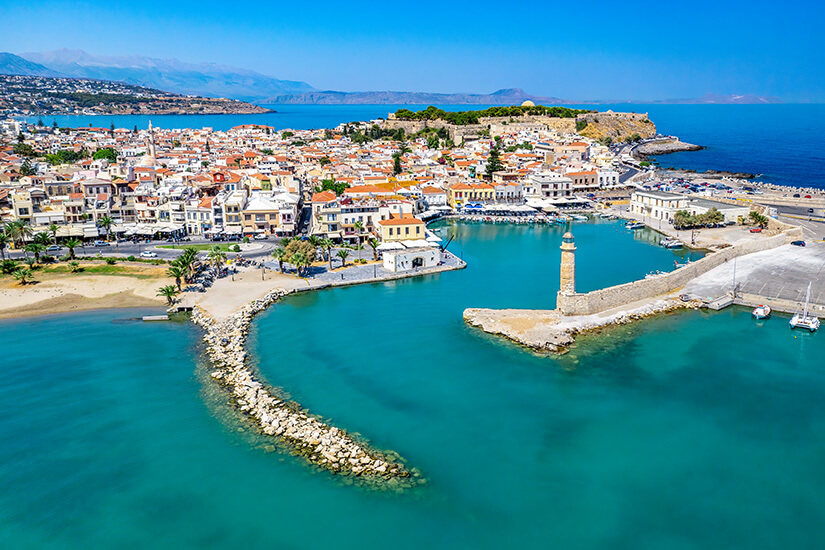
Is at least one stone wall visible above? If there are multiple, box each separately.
[557,228,802,315]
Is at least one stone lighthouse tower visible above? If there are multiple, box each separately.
[557,232,577,312]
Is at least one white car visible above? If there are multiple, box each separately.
[253,234,267,241]
[140,251,158,258]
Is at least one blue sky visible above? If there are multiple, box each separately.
[2,0,823,101]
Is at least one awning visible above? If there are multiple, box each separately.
[377,242,404,251]
[224,226,243,234]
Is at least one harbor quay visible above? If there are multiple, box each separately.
[464,215,822,352]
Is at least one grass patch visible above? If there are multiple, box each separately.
[157,243,235,252]
[42,264,165,279]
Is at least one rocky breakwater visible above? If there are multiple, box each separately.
[635,138,704,157]
[464,298,701,354]
[191,289,421,489]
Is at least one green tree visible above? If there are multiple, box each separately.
[673,210,695,229]
[24,243,46,263]
[271,247,287,272]
[315,177,349,196]
[368,238,379,261]
[48,223,59,243]
[157,285,179,306]
[0,232,8,261]
[167,265,186,291]
[336,249,350,268]
[207,245,227,268]
[320,238,334,267]
[393,153,403,175]
[1,259,19,274]
[69,261,82,273]
[485,145,503,178]
[353,221,365,243]
[64,238,82,260]
[6,220,33,248]
[97,215,114,241]
[93,148,118,163]
[20,159,36,176]
[13,268,34,285]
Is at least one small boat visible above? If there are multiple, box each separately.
[752,305,772,319]
[790,282,820,331]
[570,214,588,221]
[660,238,684,249]
[644,270,664,279]
[626,222,645,230]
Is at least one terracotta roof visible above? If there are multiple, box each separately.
[378,215,424,226]
[311,190,337,202]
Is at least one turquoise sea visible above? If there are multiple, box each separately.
[24,103,825,189]
[3,219,825,549]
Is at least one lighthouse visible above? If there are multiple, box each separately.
[559,231,576,296]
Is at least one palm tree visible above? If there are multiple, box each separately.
[354,243,364,261]
[68,261,82,273]
[336,249,350,268]
[6,220,32,249]
[33,232,51,248]
[292,251,308,276]
[167,265,186,291]
[24,243,45,263]
[0,232,8,261]
[48,223,59,244]
[207,245,227,268]
[64,238,82,260]
[308,235,321,249]
[271,247,287,272]
[1,259,18,274]
[97,215,114,242]
[320,238,333,262]
[353,221,364,243]
[13,268,34,285]
[280,237,293,248]
[157,285,179,306]
[368,238,379,261]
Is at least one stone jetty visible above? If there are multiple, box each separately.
[464,298,700,353]
[191,289,420,488]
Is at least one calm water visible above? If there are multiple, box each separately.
[23,103,825,189]
[2,221,824,549]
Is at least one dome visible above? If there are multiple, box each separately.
[563,232,574,239]
[521,100,535,107]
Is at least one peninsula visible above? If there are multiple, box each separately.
[0,74,272,116]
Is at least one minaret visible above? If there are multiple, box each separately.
[147,120,157,159]
[559,231,576,295]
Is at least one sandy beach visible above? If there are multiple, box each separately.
[0,263,172,320]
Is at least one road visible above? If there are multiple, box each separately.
[5,238,279,262]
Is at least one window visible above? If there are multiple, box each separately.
[405,227,409,235]
[389,228,393,236]
[416,226,420,234]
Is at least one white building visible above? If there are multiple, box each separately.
[382,247,441,272]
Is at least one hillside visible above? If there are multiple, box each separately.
[0,74,272,115]
[19,49,313,102]
[0,52,64,78]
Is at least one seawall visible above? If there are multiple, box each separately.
[557,227,802,316]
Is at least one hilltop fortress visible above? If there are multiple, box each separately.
[385,106,656,142]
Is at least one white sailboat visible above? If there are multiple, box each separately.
[789,282,820,331]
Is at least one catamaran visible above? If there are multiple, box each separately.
[789,282,820,331]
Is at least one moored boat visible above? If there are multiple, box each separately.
[626,222,645,229]
[789,282,819,331]
[752,305,772,319]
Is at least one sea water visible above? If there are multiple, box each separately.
[2,221,824,549]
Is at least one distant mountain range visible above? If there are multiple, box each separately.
[14,49,313,102]
[0,52,64,78]
[258,88,571,105]
[0,50,783,105]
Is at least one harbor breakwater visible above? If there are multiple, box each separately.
[465,298,700,354]
[191,289,421,489]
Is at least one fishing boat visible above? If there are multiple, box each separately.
[625,222,645,230]
[752,305,772,319]
[789,282,820,331]
[659,238,684,249]
[570,214,588,221]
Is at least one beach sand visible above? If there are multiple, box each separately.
[0,263,172,320]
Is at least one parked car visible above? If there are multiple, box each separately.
[793,193,801,198]
[791,240,806,247]
[93,240,109,247]
[749,228,763,233]
[805,195,812,199]
[47,245,61,251]
[253,234,267,241]
[808,208,814,213]
[140,251,158,258]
